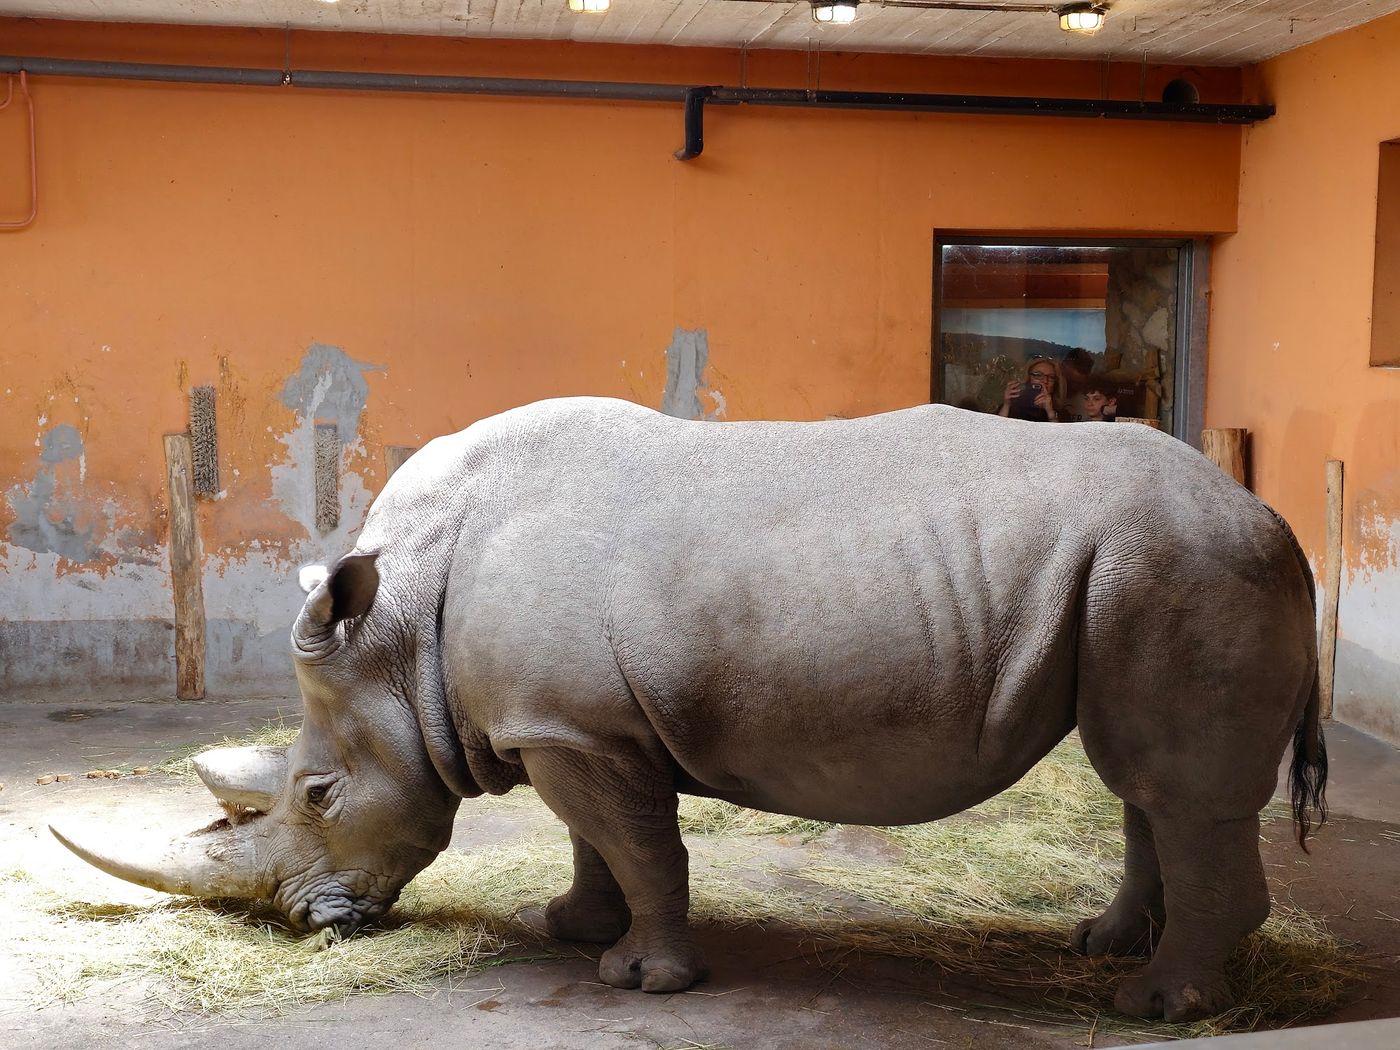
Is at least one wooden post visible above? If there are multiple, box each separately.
[1319,459,1344,720]
[1201,428,1248,487]
[384,445,419,479]
[163,433,206,700]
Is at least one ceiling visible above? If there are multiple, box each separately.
[3,0,1399,65]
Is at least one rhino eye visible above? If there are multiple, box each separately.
[305,784,328,805]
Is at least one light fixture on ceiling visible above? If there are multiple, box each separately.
[811,0,859,25]
[1058,3,1105,32]
[567,0,610,12]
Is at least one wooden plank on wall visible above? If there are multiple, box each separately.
[1201,427,1248,487]
[1319,459,1345,720]
[384,445,419,479]
[163,433,206,700]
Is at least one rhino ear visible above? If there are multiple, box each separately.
[303,552,380,627]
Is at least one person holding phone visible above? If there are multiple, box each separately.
[998,358,1065,422]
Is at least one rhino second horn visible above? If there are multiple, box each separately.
[50,820,271,899]
[192,745,289,812]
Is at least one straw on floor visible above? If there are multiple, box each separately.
[3,726,1362,1040]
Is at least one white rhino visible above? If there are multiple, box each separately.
[56,397,1326,1023]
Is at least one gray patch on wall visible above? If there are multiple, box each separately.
[279,342,382,444]
[272,342,381,539]
[5,425,98,561]
[40,424,84,464]
[662,328,710,420]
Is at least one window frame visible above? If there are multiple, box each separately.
[931,234,1209,448]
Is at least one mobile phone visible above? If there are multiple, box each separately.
[1012,381,1043,412]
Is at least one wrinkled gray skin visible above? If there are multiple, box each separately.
[56,397,1325,1023]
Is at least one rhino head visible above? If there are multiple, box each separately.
[52,552,461,938]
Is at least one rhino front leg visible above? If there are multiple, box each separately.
[522,746,706,993]
[1072,802,1164,956]
[1114,813,1270,1023]
[544,830,632,943]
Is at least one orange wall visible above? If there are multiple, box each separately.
[0,19,1244,696]
[1210,11,1400,742]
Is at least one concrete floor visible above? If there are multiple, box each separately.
[2,696,1398,1049]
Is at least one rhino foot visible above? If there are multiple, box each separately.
[598,925,708,993]
[544,890,632,944]
[1114,965,1233,1023]
[1070,904,1160,957]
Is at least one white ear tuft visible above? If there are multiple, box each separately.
[299,564,330,595]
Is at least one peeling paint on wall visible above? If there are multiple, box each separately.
[1340,507,1400,656]
[661,327,725,421]
[0,548,169,619]
[278,342,381,444]
[1353,487,1400,577]
[1335,494,1400,743]
[270,342,378,547]
[38,423,84,465]
[5,425,98,561]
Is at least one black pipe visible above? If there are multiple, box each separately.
[0,56,689,101]
[674,87,715,161]
[0,56,288,88]
[294,68,689,103]
[0,55,1275,161]
[714,86,1273,124]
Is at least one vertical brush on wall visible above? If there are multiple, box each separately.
[190,385,219,497]
[315,423,340,534]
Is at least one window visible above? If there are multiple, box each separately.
[933,239,1201,437]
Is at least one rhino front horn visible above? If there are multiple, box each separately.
[50,820,271,899]
[192,745,289,812]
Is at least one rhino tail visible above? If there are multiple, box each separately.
[1282,497,1327,854]
[1289,670,1328,853]
[1264,500,1328,853]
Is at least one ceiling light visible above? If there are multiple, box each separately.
[812,0,858,25]
[1058,3,1105,32]
[568,0,610,12]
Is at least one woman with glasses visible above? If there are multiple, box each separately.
[997,357,1066,423]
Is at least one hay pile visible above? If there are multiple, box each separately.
[2,845,558,1013]
[3,729,1362,1039]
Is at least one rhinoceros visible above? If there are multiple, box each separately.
[54,396,1327,1022]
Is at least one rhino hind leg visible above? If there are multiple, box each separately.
[1071,802,1164,957]
[521,746,707,993]
[1111,812,1270,1023]
[543,831,632,943]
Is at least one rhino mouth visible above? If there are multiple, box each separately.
[277,871,405,936]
